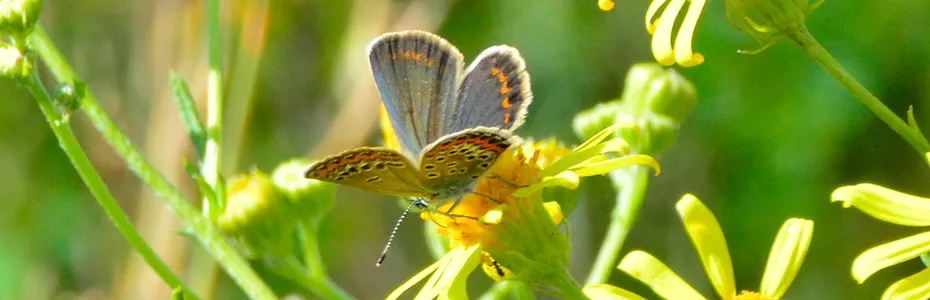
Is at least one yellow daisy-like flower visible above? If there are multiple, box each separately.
[831,158,930,300]
[645,0,706,67]
[388,125,661,299]
[619,194,814,300]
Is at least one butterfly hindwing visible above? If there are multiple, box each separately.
[368,30,465,155]
[304,147,431,198]
[418,127,516,199]
[447,46,532,134]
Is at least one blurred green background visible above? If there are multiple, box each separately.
[1,0,928,299]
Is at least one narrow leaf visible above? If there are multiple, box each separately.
[171,72,207,158]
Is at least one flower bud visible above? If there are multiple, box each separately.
[0,44,30,80]
[574,63,696,155]
[53,81,85,117]
[0,0,42,38]
[218,170,296,259]
[272,159,336,225]
[724,0,821,45]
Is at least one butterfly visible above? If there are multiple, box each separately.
[304,30,532,211]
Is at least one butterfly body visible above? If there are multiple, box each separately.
[305,30,532,209]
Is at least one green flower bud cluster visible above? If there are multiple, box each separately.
[724,0,821,45]
[0,0,41,39]
[0,42,29,79]
[574,63,696,155]
[218,159,337,259]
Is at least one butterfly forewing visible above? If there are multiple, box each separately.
[304,147,431,198]
[448,46,532,134]
[368,31,465,155]
[418,127,516,199]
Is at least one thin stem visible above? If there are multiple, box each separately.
[299,221,355,300]
[265,255,355,300]
[189,0,226,295]
[204,0,224,217]
[22,71,201,300]
[27,25,278,299]
[586,166,651,285]
[789,26,930,156]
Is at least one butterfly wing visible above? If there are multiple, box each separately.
[446,46,532,134]
[417,127,517,200]
[368,30,465,155]
[305,147,432,198]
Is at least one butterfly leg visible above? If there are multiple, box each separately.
[488,172,527,189]
[470,191,502,204]
[444,196,465,215]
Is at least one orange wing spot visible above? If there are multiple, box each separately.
[504,112,512,124]
[501,97,512,109]
[500,83,511,95]
[496,72,507,83]
[425,58,433,66]
[491,67,501,76]
[412,53,422,62]
[403,51,411,60]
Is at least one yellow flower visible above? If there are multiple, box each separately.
[832,178,930,299]
[645,0,706,67]
[388,126,661,299]
[619,194,814,300]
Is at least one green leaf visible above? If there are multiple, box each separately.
[183,158,218,212]
[170,72,207,158]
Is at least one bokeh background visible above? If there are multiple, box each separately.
[2,0,929,299]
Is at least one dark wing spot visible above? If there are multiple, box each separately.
[478,154,491,161]
[466,155,477,161]
[470,174,480,179]
[479,162,491,169]
[436,156,446,162]
[348,166,359,173]
[446,161,459,167]
[458,168,467,174]
[335,176,347,181]
[424,164,436,170]
[427,173,440,178]
[360,164,372,171]
[365,176,381,183]
[375,162,387,170]
[449,169,457,174]
[339,171,350,177]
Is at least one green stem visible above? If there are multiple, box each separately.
[299,222,355,300]
[22,71,201,300]
[265,255,355,300]
[789,25,930,156]
[27,25,278,300]
[548,268,588,300]
[204,0,224,217]
[585,166,650,285]
[189,0,225,295]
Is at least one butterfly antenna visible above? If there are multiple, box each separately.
[377,199,428,267]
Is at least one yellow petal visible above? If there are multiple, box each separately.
[536,137,629,178]
[617,251,706,300]
[380,103,402,151]
[645,0,670,34]
[852,230,930,283]
[881,267,930,300]
[583,284,647,300]
[570,154,661,177]
[387,251,449,300]
[416,245,482,300]
[544,201,564,225]
[673,0,706,67]
[759,218,814,299]
[676,194,736,299]
[513,171,579,197]
[598,0,615,11]
[832,184,930,226]
[652,0,684,66]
